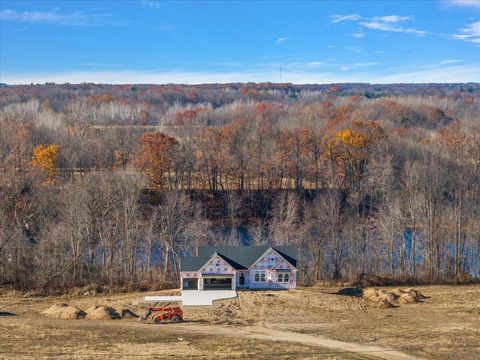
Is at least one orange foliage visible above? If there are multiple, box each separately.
[175,109,204,126]
[327,120,383,183]
[255,102,285,124]
[31,144,60,181]
[133,132,178,189]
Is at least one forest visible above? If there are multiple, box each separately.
[0,82,479,290]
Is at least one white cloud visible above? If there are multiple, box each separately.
[452,21,480,44]
[351,32,365,38]
[332,13,427,35]
[371,64,480,83]
[327,45,336,48]
[444,0,480,8]
[2,64,480,85]
[141,1,162,10]
[330,14,362,24]
[440,59,463,64]
[0,9,111,26]
[373,15,412,23]
[340,62,380,71]
[275,37,289,45]
[307,61,323,67]
[360,20,426,35]
[345,46,363,52]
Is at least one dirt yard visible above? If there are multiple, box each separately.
[0,285,479,359]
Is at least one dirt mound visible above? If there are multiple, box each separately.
[407,289,428,300]
[375,298,396,309]
[121,308,139,318]
[85,306,121,320]
[42,304,86,319]
[399,293,418,304]
[362,287,427,307]
[362,288,380,300]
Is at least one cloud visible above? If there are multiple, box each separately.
[373,15,412,23]
[340,62,380,71]
[275,37,289,45]
[307,61,323,67]
[0,9,111,26]
[351,32,365,38]
[444,0,480,8]
[330,14,362,24]
[360,18,426,35]
[452,21,480,44]
[331,13,427,35]
[141,1,162,10]
[440,59,463,64]
[371,64,480,83]
[345,46,363,53]
[2,64,480,85]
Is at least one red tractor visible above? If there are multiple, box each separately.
[141,306,183,324]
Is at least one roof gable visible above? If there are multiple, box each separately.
[196,245,297,269]
[199,252,236,274]
[249,247,283,270]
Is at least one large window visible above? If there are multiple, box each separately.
[277,273,283,282]
[284,273,290,282]
[277,272,290,283]
[254,272,266,282]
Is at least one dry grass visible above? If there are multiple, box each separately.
[0,316,368,359]
[0,285,479,359]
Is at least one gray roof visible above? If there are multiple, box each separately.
[180,245,297,272]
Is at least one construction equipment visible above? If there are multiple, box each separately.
[141,306,183,324]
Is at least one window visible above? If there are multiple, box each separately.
[255,272,265,282]
[277,273,283,282]
[284,273,290,282]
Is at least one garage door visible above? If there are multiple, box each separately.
[203,277,233,290]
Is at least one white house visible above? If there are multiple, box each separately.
[180,245,298,291]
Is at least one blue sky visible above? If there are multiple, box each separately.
[1,0,479,84]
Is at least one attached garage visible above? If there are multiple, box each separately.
[203,275,234,290]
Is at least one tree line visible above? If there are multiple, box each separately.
[0,84,479,291]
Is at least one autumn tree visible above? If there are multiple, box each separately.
[31,144,60,182]
[133,132,178,190]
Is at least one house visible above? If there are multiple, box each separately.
[180,245,298,291]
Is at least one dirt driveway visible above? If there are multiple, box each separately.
[173,323,416,360]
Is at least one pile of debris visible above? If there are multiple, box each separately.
[42,303,137,320]
[362,288,428,308]
[41,304,87,319]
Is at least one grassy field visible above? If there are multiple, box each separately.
[0,285,479,359]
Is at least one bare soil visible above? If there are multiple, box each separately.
[0,285,478,359]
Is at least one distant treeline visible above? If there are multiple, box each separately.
[0,83,479,291]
